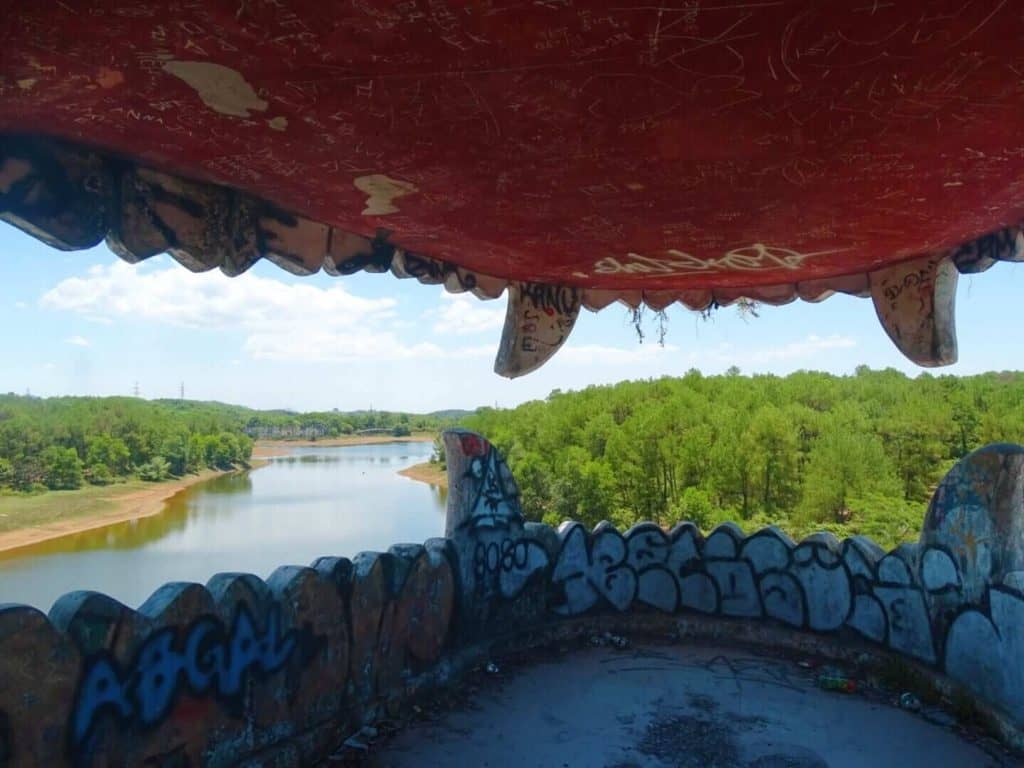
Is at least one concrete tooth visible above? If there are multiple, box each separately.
[869,254,958,366]
[107,167,231,271]
[614,290,644,309]
[581,289,620,312]
[709,284,796,307]
[642,290,679,311]
[469,273,507,300]
[951,224,1024,274]
[391,250,441,283]
[323,230,376,275]
[678,290,713,311]
[741,283,797,306]
[494,282,581,378]
[324,229,392,275]
[218,195,263,276]
[256,211,329,276]
[710,290,742,307]
[0,136,112,250]
[391,250,504,296]
[797,273,870,302]
[443,269,473,294]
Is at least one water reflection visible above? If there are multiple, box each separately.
[0,441,446,610]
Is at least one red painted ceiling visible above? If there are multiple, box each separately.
[3,1,1022,289]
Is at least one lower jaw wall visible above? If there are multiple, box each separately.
[3,439,1024,765]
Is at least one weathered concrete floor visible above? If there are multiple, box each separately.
[373,644,1011,768]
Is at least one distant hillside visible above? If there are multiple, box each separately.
[427,409,475,420]
[239,407,464,440]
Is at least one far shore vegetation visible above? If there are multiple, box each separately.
[0,395,463,497]
[0,395,462,543]
[4,368,1024,552]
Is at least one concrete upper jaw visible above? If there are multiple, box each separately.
[2,134,1022,376]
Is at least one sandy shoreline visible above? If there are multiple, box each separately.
[251,434,434,458]
[397,461,449,488]
[0,436,438,554]
[0,467,242,555]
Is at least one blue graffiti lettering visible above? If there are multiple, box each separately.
[71,603,298,749]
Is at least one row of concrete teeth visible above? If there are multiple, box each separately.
[1,135,1021,378]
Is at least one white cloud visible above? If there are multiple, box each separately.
[560,343,680,365]
[683,334,857,367]
[243,330,443,363]
[41,261,503,364]
[65,335,91,347]
[44,261,396,330]
[430,291,505,336]
[748,334,856,363]
[446,345,494,360]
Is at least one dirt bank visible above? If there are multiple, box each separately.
[252,434,434,459]
[0,466,257,555]
[397,461,448,488]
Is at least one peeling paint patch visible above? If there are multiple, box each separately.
[16,78,37,91]
[96,68,124,89]
[162,60,267,118]
[354,174,418,216]
[267,116,288,132]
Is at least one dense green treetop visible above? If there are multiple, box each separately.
[0,395,256,492]
[463,368,1024,549]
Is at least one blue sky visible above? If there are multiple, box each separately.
[1,222,1020,412]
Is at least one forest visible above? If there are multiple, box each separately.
[461,368,1024,549]
[0,396,458,494]
[241,407,468,440]
[0,396,256,492]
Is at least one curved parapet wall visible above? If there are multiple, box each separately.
[0,547,457,767]
[0,434,1022,765]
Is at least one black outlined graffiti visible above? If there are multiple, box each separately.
[519,283,581,316]
[950,223,1023,273]
[473,536,550,599]
[551,523,637,615]
[443,435,1024,731]
[542,517,958,666]
[445,431,549,610]
[393,251,479,292]
[455,433,524,533]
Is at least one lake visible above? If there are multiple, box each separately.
[0,441,447,611]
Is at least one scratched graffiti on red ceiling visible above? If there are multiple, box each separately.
[5,1,1023,284]
[2,2,1023,375]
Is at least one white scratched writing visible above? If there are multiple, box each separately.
[594,244,848,276]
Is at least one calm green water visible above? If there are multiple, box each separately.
[0,442,446,611]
